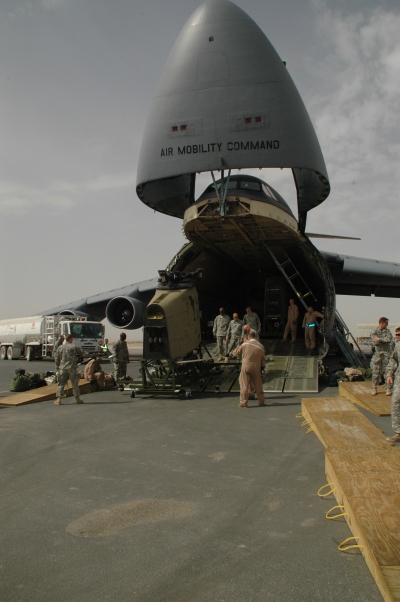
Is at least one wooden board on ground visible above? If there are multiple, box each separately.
[301,397,389,451]
[339,381,391,416]
[325,449,400,602]
[300,397,400,601]
[0,380,95,406]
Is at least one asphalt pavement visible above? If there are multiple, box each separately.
[0,357,388,602]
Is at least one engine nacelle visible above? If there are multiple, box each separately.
[106,296,145,330]
[58,310,92,319]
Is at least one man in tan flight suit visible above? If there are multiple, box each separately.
[282,298,299,343]
[302,306,324,349]
[232,330,266,407]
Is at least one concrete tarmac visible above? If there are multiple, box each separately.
[0,358,389,602]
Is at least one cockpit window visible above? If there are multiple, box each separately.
[240,181,261,191]
[262,183,278,201]
[209,181,237,191]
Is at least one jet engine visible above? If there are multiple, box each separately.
[105,296,145,330]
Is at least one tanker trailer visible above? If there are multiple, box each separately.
[0,315,104,361]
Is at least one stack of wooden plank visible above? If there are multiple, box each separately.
[301,397,400,602]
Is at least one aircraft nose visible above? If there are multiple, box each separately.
[136,0,330,223]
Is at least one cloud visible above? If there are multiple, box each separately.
[40,0,68,9]
[307,5,400,240]
[0,172,137,214]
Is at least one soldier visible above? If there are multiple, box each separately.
[242,307,261,340]
[213,307,231,361]
[225,313,243,356]
[385,327,400,442]
[302,306,324,350]
[111,332,130,380]
[370,317,394,396]
[99,338,110,355]
[232,330,266,407]
[84,356,106,389]
[54,334,86,405]
[282,299,299,343]
[53,335,64,356]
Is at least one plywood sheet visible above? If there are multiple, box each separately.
[301,397,388,451]
[339,381,391,416]
[326,450,400,601]
[0,380,95,406]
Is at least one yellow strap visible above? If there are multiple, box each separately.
[338,537,363,552]
[317,483,335,497]
[326,505,348,520]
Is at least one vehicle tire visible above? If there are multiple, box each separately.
[26,346,34,361]
[0,346,8,360]
[130,390,136,398]
[7,346,14,360]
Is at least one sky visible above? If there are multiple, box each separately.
[0,0,399,340]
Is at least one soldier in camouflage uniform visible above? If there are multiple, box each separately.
[213,307,231,361]
[53,335,64,356]
[385,328,400,442]
[370,317,394,395]
[112,332,130,380]
[54,334,86,405]
[242,307,261,341]
[225,313,243,355]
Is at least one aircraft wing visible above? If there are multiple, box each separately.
[38,277,158,329]
[321,252,400,298]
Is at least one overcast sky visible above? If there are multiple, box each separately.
[0,0,399,339]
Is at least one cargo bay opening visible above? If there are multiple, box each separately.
[144,176,335,360]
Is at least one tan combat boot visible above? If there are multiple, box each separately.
[386,389,392,396]
[371,386,377,396]
[74,396,84,404]
[54,397,62,405]
[386,433,400,443]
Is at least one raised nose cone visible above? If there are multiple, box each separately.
[136,0,330,225]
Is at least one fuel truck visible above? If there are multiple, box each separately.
[0,315,105,361]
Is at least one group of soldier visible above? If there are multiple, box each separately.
[369,317,400,443]
[212,301,326,409]
[53,332,130,406]
[213,306,262,361]
[213,300,325,360]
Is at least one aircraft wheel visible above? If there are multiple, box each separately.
[6,346,14,360]
[0,346,8,360]
[130,390,136,398]
[26,346,34,361]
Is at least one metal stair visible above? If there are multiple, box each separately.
[42,316,55,358]
[333,310,366,367]
[263,244,316,310]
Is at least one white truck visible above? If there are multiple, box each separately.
[0,315,105,361]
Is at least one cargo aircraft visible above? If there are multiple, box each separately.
[38,0,400,363]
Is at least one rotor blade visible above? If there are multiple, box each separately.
[306,233,361,240]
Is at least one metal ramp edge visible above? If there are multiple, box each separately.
[263,355,318,393]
